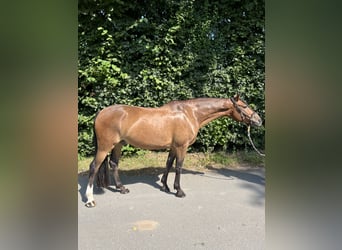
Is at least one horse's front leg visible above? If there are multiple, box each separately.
[173,147,187,198]
[160,150,175,193]
[109,145,129,194]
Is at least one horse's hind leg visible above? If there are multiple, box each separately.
[85,150,108,207]
[160,150,176,193]
[109,143,129,194]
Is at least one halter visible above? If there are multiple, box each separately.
[230,97,265,157]
[230,97,257,124]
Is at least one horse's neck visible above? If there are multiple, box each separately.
[191,99,232,128]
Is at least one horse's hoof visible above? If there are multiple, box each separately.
[85,201,96,208]
[120,188,130,194]
[160,185,170,193]
[175,190,186,198]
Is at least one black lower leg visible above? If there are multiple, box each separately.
[174,162,186,198]
[160,173,170,192]
[160,152,175,193]
[109,158,129,194]
[88,159,96,180]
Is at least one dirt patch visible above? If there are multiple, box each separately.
[131,220,159,231]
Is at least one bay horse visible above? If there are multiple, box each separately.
[85,95,262,207]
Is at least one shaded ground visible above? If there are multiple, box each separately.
[78,165,264,249]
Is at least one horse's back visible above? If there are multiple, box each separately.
[95,105,129,126]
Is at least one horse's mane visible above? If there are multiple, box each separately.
[165,98,224,106]
[167,98,230,110]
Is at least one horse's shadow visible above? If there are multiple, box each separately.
[204,165,265,185]
[202,165,265,206]
[78,167,205,203]
[78,165,265,204]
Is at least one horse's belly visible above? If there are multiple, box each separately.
[124,134,172,150]
[123,125,173,150]
[121,112,194,150]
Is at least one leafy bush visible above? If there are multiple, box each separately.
[78,0,265,157]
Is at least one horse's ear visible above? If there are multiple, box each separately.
[234,94,240,101]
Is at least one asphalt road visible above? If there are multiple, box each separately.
[78,167,265,250]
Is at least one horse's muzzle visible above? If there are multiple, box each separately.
[252,119,263,127]
[250,113,263,127]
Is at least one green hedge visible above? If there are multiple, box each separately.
[78,0,265,157]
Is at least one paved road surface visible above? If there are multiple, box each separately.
[78,167,265,250]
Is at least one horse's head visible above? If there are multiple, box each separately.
[230,94,263,127]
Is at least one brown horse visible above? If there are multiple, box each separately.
[85,95,262,207]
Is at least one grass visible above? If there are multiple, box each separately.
[78,150,265,175]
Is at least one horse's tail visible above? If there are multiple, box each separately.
[92,111,100,154]
[92,111,110,188]
[96,155,110,188]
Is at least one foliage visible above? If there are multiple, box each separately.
[78,0,265,157]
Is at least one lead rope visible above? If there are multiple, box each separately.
[247,125,265,157]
